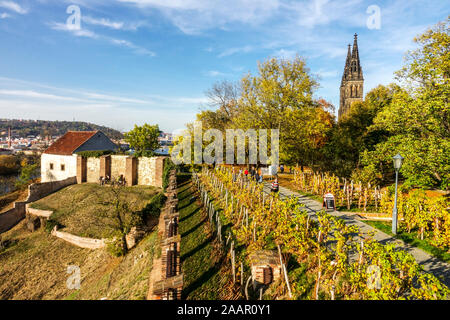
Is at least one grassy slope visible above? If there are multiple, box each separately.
[0,189,28,213]
[31,184,159,239]
[178,174,237,300]
[0,219,158,300]
[66,231,158,300]
[0,183,163,300]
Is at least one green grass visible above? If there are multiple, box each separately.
[295,190,324,203]
[30,183,160,239]
[0,218,159,300]
[364,220,450,263]
[178,174,234,300]
[65,231,159,300]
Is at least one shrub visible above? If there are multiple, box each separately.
[106,235,126,257]
[75,150,114,158]
[142,192,167,220]
[45,219,63,234]
[162,158,176,191]
[0,155,20,175]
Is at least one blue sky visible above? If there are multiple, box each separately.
[0,0,448,133]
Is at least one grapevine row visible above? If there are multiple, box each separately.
[193,166,449,300]
[293,169,450,250]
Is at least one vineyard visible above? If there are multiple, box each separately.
[293,170,450,251]
[192,166,449,300]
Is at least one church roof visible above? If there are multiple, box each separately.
[43,131,98,155]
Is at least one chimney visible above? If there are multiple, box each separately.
[8,127,11,148]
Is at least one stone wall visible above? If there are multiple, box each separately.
[0,202,26,234]
[51,226,106,249]
[26,205,53,218]
[27,177,77,203]
[149,169,182,300]
[0,177,76,234]
[137,157,156,186]
[111,155,128,180]
[86,157,101,183]
[77,155,166,188]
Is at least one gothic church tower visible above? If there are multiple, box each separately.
[338,34,364,120]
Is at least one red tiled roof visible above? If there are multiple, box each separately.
[43,131,98,155]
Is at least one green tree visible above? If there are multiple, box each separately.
[233,56,330,167]
[96,185,143,256]
[324,84,397,179]
[124,124,160,157]
[0,155,20,175]
[363,17,450,189]
[15,162,39,189]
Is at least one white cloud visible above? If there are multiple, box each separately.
[0,77,206,131]
[0,1,27,14]
[218,45,253,58]
[117,0,280,34]
[82,92,149,104]
[205,70,229,77]
[109,38,156,56]
[49,22,155,56]
[272,49,297,60]
[0,90,87,102]
[50,22,99,38]
[316,69,339,78]
[0,12,10,18]
[83,16,125,30]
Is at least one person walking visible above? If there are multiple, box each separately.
[250,167,256,179]
[270,177,279,193]
[258,174,263,184]
[244,168,249,177]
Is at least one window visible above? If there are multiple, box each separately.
[50,163,54,170]
[61,164,65,171]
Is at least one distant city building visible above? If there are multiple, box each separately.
[0,148,13,155]
[154,146,170,156]
[338,34,364,120]
[41,131,118,182]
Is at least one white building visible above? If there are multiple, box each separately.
[41,131,117,182]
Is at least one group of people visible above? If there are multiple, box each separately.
[99,175,126,186]
[238,167,264,184]
[234,166,280,193]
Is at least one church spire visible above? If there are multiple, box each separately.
[342,44,352,81]
[339,34,364,121]
[352,33,363,77]
[352,33,359,59]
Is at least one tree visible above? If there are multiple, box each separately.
[204,80,240,123]
[363,17,450,189]
[124,123,160,157]
[323,84,397,178]
[96,185,143,256]
[15,161,39,189]
[283,98,334,169]
[0,155,20,175]
[233,56,327,166]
